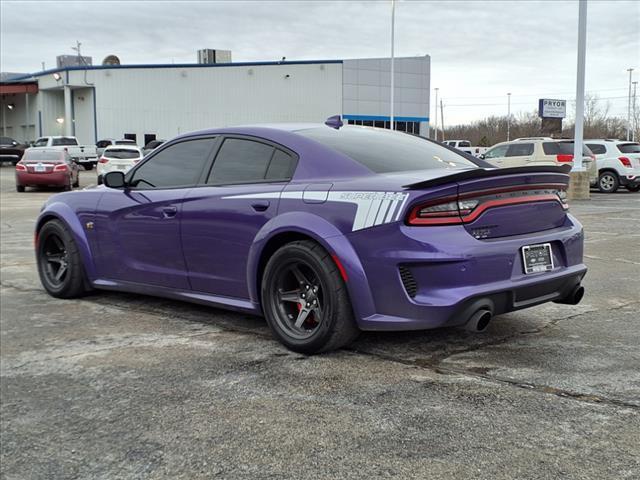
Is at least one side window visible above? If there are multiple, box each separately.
[585,144,606,155]
[484,145,509,159]
[207,138,275,184]
[34,138,48,147]
[506,143,534,156]
[130,138,216,189]
[265,149,295,180]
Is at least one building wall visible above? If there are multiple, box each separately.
[0,92,38,142]
[65,62,342,144]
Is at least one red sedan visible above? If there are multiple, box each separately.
[15,149,80,192]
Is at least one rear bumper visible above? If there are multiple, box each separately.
[16,171,69,186]
[347,214,587,331]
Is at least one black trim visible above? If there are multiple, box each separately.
[402,164,572,190]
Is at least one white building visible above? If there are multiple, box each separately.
[0,56,430,146]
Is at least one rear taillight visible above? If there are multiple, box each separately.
[53,164,68,172]
[556,154,574,162]
[406,185,569,226]
[619,157,632,168]
[15,163,27,171]
[98,157,109,164]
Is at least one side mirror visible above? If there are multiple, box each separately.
[479,154,486,159]
[103,171,126,188]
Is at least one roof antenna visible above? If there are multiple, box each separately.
[324,115,343,129]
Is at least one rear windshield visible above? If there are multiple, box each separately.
[617,143,640,154]
[297,127,477,173]
[23,150,62,161]
[543,142,591,155]
[458,141,471,148]
[51,137,78,146]
[104,149,140,159]
[115,140,136,145]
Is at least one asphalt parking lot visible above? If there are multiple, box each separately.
[1,165,639,479]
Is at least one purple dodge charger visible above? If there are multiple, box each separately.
[35,123,586,353]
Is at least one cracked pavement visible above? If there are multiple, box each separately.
[1,166,639,479]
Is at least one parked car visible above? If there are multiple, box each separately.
[584,140,640,193]
[33,136,97,170]
[0,136,27,165]
[443,139,487,158]
[143,139,165,156]
[482,138,597,183]
[96,139,138,158]
[34,124,586,354]
[15,148,79,192]
[96,145,144,184]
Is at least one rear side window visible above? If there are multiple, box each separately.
[617,143,640,154]
[543,142,591,155]
[585,143,606,155]
[51,137,78,146]
[104,149,140,159]
[130,138,216,188]
[208,138,293,184]
[298,127,476,173]
[506,143,534,156]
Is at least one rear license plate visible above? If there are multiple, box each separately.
[522,243,554,274]
[35,163,46,172]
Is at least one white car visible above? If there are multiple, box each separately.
[584,140,640,193]
[482,138,597,183]
[96,145,143,184]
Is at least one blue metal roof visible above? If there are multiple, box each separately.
[4,59,344,82]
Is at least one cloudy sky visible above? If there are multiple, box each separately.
[1,0,638,124]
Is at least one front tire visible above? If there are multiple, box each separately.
[261,240,359,354]
[16,185,25,192]
[598,171,619,193]
[36,219,88,298]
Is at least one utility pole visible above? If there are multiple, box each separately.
[434,88,439,141]
[440,99,445,142]
[627,68,634,141]
[573,0,587,172]
[633,81,638,142]
[390,0,395,131]
[507,92,512,141]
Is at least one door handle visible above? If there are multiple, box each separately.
[162,206,178,218]
[251,201,270,212]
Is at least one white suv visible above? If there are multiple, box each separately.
[97,145,143,184]
[584,140,640,193]
[482,138,597,182]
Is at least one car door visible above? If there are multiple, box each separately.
[501,142,535,168]
[94,137,218,289]
[483,144,509,167]
[181,136,297,299]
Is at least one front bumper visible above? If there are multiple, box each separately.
[619,174,640,187]
[347,214,587,331]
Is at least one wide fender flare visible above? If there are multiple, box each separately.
[247,211,376,321]
[36,202,97,280]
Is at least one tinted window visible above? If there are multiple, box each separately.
[585,143,606,155]
[298,127,476,173]
[208,138,275,184]
[458,141,471,148]
[51,137,78,146]
[266,149,295,180]
[34,138,48,147]
[506,143,534,156]
[542,142,591,155]
[96,140,111,148]
[104,149,140,159]
[130,138,215,188]
[484,144,509,159]
[617,143,640,154]
[23,150,63,161]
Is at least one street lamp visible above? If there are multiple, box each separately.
[627,68,635,141]
[52,72,62,81]
[507,93,512,141]
[434,87,439,141]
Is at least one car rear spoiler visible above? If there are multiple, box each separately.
[402,164,572,190]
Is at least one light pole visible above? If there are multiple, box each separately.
[434,87,439,140]
[390,0,395,131]
[572,0,587,172]
[507,92,512,141]
[633,80,638,142]
[627,68,634,141]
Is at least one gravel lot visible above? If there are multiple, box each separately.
[1,165,639,479]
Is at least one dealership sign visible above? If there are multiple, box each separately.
[538,99,567,119]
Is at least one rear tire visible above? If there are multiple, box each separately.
[598,172,619,193]
[626,184,640,192]
[97,175,103,185]
[261,240,359,354]
[16,185,25,192]
[36,219,88,298]
[84,163,94,171]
